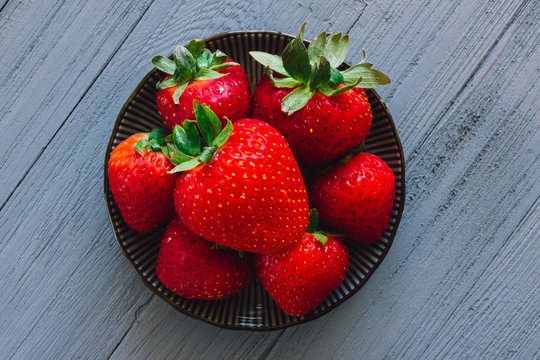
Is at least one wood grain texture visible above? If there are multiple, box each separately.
[0,0,539,358]
[0,0,155,207]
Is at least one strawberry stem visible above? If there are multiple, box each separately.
[306,209,328,245]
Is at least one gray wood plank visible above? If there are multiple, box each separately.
[0,0,154,207]
[265,1,540,358]
[0,0,368,358]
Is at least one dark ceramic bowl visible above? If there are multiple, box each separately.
[104,30,405,330]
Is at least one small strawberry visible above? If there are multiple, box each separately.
[251,23,390,167]
[153,101,309,253]
[311,153,395,243]
[107,130,179,232]
[152,39,251,130]
[255,209,349,316]
[156,217,254,300]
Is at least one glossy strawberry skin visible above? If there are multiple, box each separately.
[252,75,372,168]
[174,119,309,254]
[156,217,254,300]
[107,134,179,232]
[255,233,349,316]
[311,153,395,243]
[157,60,251,130]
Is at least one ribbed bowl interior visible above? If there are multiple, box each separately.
[104,31,405,330]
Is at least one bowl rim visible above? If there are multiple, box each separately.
[104,29,406,331]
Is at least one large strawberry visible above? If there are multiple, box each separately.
[255,209,349,316]
[107,130,179,232]
[152,101,309,253]
[311,153,395,243]
[251,23,389,167]
[156,217,254,300]
[152,39,251,130]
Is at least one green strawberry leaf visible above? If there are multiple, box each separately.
[134,138,149,155]
[325,33,349,68]
[209,61,238,71]
[184,120,201,153]
[203,104,221,139]
[199,145,218,163]
[281,84,315,115]
[172,82,188,104]
[196,68,227,80]
[282,36,311,84]
[296,21,307,39]
[360,48,367,64]
[212,118,233,147]
[148,128,166,145]
[186,39,205,57]
[160,144,171,158]
[307,31,329,64]
[309,56,331,90]
[149,142,162,152]
[156,76,177,90]
[328,67,345,88]
[196,48,213,69]
[152,56,176,75]
[249,51,289,76]
[267,69,302,88]
[193,101,213,145]
[173,46,196,82]
[173,124,199,156]
[211,49,228,65]
[170,150,193,165]
[319,76,361,96]
[169,156,202,173]
[341,63,391,88]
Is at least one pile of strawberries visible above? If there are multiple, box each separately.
[108,24,395,317]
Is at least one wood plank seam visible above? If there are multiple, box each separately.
[106,294,155,360]
[256,330,286,360]
[0,0,9,16]
[345,0,368,33]
[405,0,529,165]
[0,0,157,213]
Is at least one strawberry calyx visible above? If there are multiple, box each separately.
[135,101,233,173]
[306,209,328,245]
[152,39,239,104]
[250,22,390,115]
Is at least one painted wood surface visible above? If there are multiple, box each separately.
[0,0,538,359]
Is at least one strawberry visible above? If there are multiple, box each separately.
[153,101,309,253]
[156,217,254,300]
[311,153,395,243]
[251,23,389,167]
[152,39,251,130]
[255,209,349,316]
[107,130,179,232]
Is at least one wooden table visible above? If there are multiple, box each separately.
[1,0,538,358]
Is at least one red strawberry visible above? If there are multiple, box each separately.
[152,39,251,130]
[156,217,254,300]
[107,130,179,232]
[162,102,309,254]
[255,210,349,316]
[311,153,395,243]
[250,22,389,167]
